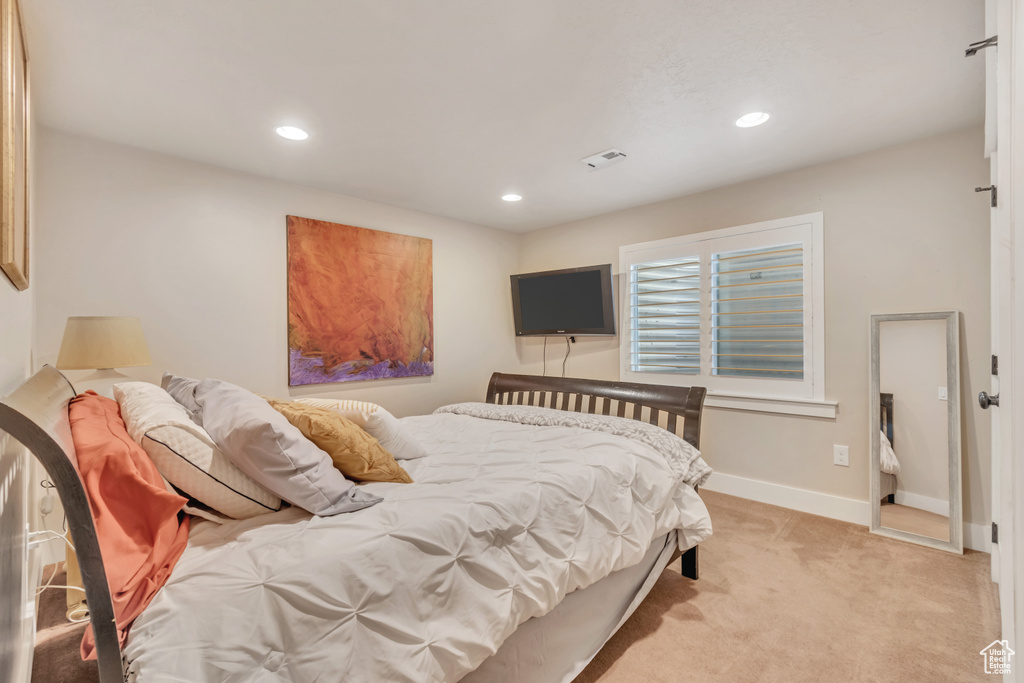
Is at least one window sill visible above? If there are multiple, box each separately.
[704,392,837,419]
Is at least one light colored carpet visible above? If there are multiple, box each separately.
[575,490,1000,683]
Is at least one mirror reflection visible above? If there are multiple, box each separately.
[878,319,950,540]
[870,311,961,553]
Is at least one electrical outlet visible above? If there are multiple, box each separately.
[833,444,850,467]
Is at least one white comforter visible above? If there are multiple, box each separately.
[123,405,712,683]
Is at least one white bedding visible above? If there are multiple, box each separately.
[880,430,900,475]
[123,405,712,682]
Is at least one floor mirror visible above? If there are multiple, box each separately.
[869,311,962,553]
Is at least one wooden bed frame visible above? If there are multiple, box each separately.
[486,372,706,449]
[486,372,707,581]
[0,367,707,683]
[0,366,121,683]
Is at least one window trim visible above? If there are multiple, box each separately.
[619,212,827,412]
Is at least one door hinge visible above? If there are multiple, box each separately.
[976,185,997,207]
[966,35,998,57]
[992,522,999,544]
[992,354,999,376]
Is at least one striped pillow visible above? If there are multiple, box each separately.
[294,398,380,428]
[293,398,428,460]
[115,382,283,519]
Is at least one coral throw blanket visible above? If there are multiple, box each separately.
[68,391,190,660]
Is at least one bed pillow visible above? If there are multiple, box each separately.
[266,398,412,483]
[114,382,283,519]
[365,409,429,460]
[68,391,190,660]
[161,372,201,422]
[295,398,429,460]
[293,397,379,427]
[194,379,382,515]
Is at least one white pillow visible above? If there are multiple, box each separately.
[365,409,429,460]
[293,397,379,427]
[156,473,232,525]
[295,398,429,460]
[114,381,283,519]
[195,379,382,516]
[161,372,201,423]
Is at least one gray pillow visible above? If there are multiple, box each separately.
[161,372,202,423]
[193,378,381,516]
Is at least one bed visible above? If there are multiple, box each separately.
[0,368,711,683]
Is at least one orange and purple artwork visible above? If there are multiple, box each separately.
[287,216,433,386]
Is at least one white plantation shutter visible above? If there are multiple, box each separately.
[621,213,824,401]
[712,244,804,379]
[630,256,701,375]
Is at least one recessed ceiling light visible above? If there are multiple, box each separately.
[735,112,771,128]
[502,194,522,202]
[275,125,309,140]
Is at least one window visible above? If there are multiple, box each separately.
[620,213,827,410]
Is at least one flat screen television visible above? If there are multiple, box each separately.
[510,264,616,336]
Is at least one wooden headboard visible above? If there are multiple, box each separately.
[486,372,707,450]
[880,392,894,447]
[0,367,122,683]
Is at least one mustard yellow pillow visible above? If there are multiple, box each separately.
[266,399,413,484]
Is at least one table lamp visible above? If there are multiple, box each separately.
[56,316,152,392]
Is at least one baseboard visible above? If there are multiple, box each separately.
[703,472,869,525]
[893,491,949,517]
[702,471,990,553]
[964,522,991,554]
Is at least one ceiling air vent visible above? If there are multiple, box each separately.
[582,148,627,171]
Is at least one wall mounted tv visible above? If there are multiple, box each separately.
[510,264,616,337]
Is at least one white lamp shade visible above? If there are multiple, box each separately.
[56,316,152,370]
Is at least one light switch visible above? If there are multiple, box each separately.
[938,387,948,401]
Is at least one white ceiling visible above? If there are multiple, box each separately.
[22,0,985,233]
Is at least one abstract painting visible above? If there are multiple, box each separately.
[287,215,433,385]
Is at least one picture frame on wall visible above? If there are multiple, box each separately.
[286,215,434,386]
[0,0,28,291]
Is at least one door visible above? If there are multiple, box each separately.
[990,0,1023,676]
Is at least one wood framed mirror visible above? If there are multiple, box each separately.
[869,311,962,553]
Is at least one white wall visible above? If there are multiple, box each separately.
[0,276,35,683]
[0,109,37,683]
[0,236,33,394]
[32,129,521,417]
[517,127,992,527]
[879,318,949,507]
[0,118,34,390]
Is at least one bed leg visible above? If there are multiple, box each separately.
[887,494,895,504]
[680,546,699,580]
